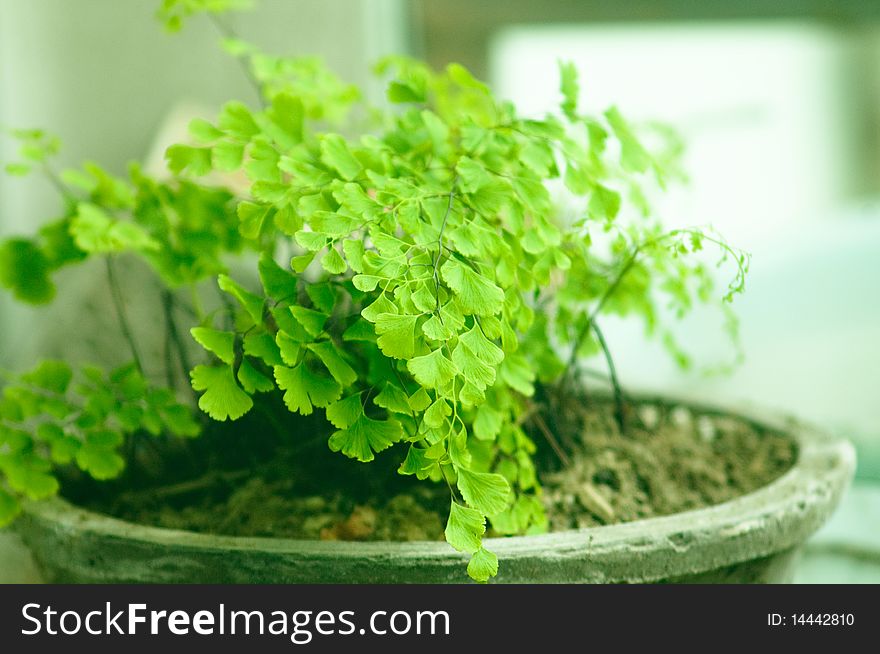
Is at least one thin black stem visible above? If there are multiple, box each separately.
[560,225,748,391]
[440,465,461,503]
[105,257,144,375]
[161,289,194,392]
[207,14,266,108]
[162,316,175,389]
[432,177,458,315]
[41,163,74,204]
[591,320,626,434]
[215,282,236,331]
[562,246,641,382]
[529,409,572,468]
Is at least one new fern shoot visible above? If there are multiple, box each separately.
[0,0,749,582]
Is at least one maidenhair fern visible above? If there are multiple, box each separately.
[0,1,748,581]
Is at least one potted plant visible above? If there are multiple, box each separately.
[0,1,854,583]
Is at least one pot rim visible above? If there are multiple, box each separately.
[19,394,856,581]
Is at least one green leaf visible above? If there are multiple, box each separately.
[5,162,31,176]
[218,274,265,323]
[305,283,337,314]
[290,305,328,337]
[159,403,201,438]
[373,383,411,414]
[308,341,358,387]
[190,327,235,364]
[274,364,341,415]
[236,359,274,394]
[158,0,253,33]
[408,387,432,412]
[588,183,621,220]
[166,144,213,176]
[361,294,396,323]
[265,93,304,149]
[0,239,55,304]
[455,157,492,193]
[499,353,536,396]
[559,60,579,120]
[374,313,418,359]
[212,141,245,171]
[188,117,223,143]
[519,140,555,177]
[447,62,490,91]
[459,381,485,406]
[276,331,302,365]
[423,397,451,429]
[190,365,253,421]
[245,139,281,182]
[3,455,58,500]
[441,259,504,316]
[456,467,510,516]
[410,283,437,313]
[237,201,271,239]
[342,239,365,273]
[244,331,284,366]
[448,425,472,468]
[295,230,328,251]
[456,367,494,398]
[387,80,425,103]
[0,489,20,528]
[605,106,651,173]
[445,501,485,554]
[291,252,316,273]
[321,246,347,275]
[511,177,551,214]
[459,326,504,365]
[467,547,499,583]
[466,180,508,215]
[398,445,433,477]
[328,414,403,462]
[21,360,72,394]
[258,253,298,299]
[342,319,376,342]
[421,109,450,152]
[473,404,503,441]
[326,393,363,429]
[352,274,381,292]
[218,101,259,139]
[421,313,456,342]
[76,441,125,480]
[71,204,158,253]
[320,134,362,181]
[311,210,359,238]
[452,325,504,391]
[38,218,86,269]
[252,181,290,204]
[272,306,310,341]
[407,349,457,389]
[333,182,381,220]
[44,429,81,464]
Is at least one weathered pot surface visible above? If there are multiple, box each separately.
[16,396,856,583]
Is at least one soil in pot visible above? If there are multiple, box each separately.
[66,393,797,542]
